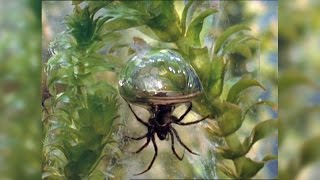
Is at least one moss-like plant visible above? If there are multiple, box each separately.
[42,1,277,179]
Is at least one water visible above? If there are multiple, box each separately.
[42,1,277,179]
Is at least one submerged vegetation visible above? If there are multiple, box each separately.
[42,1,277,179]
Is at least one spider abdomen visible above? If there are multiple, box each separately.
[155,124,170,140]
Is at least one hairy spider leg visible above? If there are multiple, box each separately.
[174,102,209,126]
[171,127,199,155]
[175,115,209,126]
[176,102,192,122]
[135,135,158,176]
[169,130,184,160]
[127,102,149,127]
[124,134,148,140]
[135,137,151,154]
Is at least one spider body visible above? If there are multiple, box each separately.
[152,105,173,140]
[126,102,208,175]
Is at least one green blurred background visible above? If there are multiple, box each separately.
[279,0,320,179]
[0,0,41,179]
[0,0,318,179]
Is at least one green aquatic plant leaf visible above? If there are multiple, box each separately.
[181,0,195,35]
[217,102,243,137]
[102,17,143,32]
[226,77,265,103]
[243,100,277,118]
[216,146,242,160]
[186,9,218,47]
[207,56,226,99]
[242,119,278,153]
[234,156,273,179]
[223,34,257,59]
[224,133,244,155]
[65,6,96,48]
[234,156,277,179]
[218,119,278,159]
[214,24,250,55]
[193,94,221,119]
[146,1,181,42]
[189,47,211,86]
[87,94,119,135]
[217,162,238,179]
[233,44,252,59]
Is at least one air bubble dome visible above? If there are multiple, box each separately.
[118,49,203,105]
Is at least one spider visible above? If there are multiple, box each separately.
[125,101,209,175]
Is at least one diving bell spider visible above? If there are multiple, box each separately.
[125,102,208,175]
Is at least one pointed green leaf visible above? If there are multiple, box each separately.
[207,56,226,99]
[218,102,243,137]
[223,34,258,56]
[262,155,278,162]
[47,68,69,88]
[87,93,118,135]
[189,47,211,85]
[233,44,252,59]
[244,100,277,118]
[214,24,250,55]
[100,32,122,46]
[218,118,278,159]
[193,95,221,119]
[242,119,278,154]
[216,146,243,159]
[204,120,221,136]
[186,9,218,47]
[181,0,195,35]
[224,133,243,155]
[85,55,118,72]
[135,26,160,41]
[217,162,238,179]
[102,17,142,32]
[226,78,265,103]
[234,156,264,179]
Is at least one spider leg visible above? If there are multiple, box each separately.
[171,127,199,156]
[169,130,184,160]
[135,135,158,175]
[135,136,151,154]
[127,102,149,127]
[176,102,192,122]
[124,133,148,140]
[175,115,209,126]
